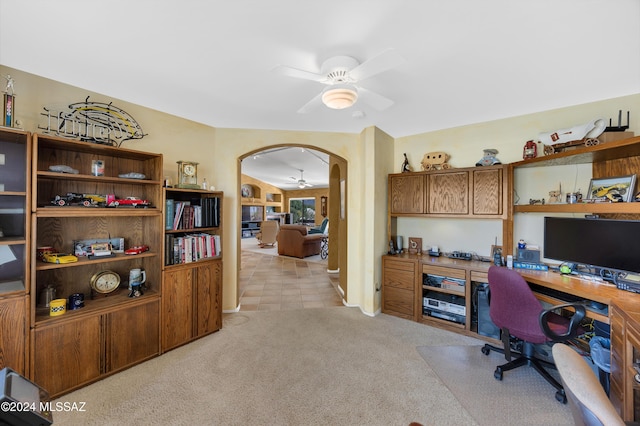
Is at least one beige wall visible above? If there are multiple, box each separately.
[3,64,638,315]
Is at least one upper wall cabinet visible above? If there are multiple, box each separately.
[428,171,469,214]
[389,174,426,214]
[388,164,506,218]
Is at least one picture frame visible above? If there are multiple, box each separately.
[586,174,637,202]
[408,237,422,254]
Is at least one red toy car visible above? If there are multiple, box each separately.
[125,245,149,255]
[108,196,151,207]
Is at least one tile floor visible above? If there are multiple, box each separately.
[239,250,343,311]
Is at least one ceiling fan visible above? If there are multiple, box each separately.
[291,169,313,188]
[274,48,405,113]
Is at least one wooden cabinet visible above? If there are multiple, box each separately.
[428,171,468,214]
[0,128,30,374]
[0,296,28,374]
[32,298,159,398]
[382,256,419,321]
[610,301,640,422]
[162,260,222,351]
[162,188,223,352]
[388,164,506,218]
[388,174,426,214]
[32,315,102,398]
[106,299,160,372]
[30,133,163,396]
[472,167,504,216]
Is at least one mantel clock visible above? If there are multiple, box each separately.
[176,160,200,189]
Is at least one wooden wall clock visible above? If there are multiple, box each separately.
[176,160,200,189]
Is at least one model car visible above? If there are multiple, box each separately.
[125,245,149,255]
[51,192,100,207]
[108,196,151,207]
[43,252,78,264]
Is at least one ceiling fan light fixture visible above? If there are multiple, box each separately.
[322,85,358,109]
[298,181,306,189]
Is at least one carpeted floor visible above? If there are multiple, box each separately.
[417,345,572,425]
[50,308,574,426]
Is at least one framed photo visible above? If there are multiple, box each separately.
[408,237,422,254]
[586,174,637,202]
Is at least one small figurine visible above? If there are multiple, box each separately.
[388,240,396,255]
[476,149,501,166]
[548,183,562,204]
[2,75,15,96]
[421,151,451,171]
[401,153,412,173]
[522,140,538,159]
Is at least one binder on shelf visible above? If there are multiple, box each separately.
[165,199,175,230]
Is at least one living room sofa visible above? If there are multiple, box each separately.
[277,225,324,258]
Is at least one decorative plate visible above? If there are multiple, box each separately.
[241,184,253,198]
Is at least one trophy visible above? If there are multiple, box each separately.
[2,75,15,127]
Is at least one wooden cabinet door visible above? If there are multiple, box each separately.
[0,296,27,374]
[428,171,469,214]
[472,168,503,215]
[195,260,222,337]
[162,268,194,351]
[389,174,426,214]
[32,316,102,398]
[382,257,417,320]
[106,298,160,372]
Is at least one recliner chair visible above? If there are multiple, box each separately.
[255,220,279,247]
[481,266,586,403]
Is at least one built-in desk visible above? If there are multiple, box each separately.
[382,253,639,331]
[382,253,640,420]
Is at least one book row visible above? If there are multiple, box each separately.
[166,197,221,230]
[165,233,221,265]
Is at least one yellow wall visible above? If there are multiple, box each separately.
[3,64,638,316]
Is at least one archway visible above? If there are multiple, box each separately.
[237,144,348,307]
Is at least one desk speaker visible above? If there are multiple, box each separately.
[517,248,540,263]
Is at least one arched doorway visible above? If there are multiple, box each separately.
[237,145,347,308]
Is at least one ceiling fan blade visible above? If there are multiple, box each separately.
[357,86,394,111]
[297,92,324,114]
[349,48,405,81]
[272,64,326,83]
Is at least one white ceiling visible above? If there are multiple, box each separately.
[1,0,639,189]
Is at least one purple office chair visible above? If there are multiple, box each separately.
[481,266,586,403]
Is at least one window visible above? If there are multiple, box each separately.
[289,198,315,226]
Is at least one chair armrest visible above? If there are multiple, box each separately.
[539,303,586,342]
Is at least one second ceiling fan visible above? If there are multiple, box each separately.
[291,169,313,188]
[274,48,405,113]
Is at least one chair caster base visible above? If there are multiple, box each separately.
[555,390,567,404]
[494,367,503,381]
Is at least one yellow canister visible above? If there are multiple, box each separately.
[49,298,66,316]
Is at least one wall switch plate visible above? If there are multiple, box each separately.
[0,153,5,165]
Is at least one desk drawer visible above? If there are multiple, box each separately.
[385,258,416,273]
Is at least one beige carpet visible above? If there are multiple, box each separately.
[417,345,573,425]
[50,308,571,425]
